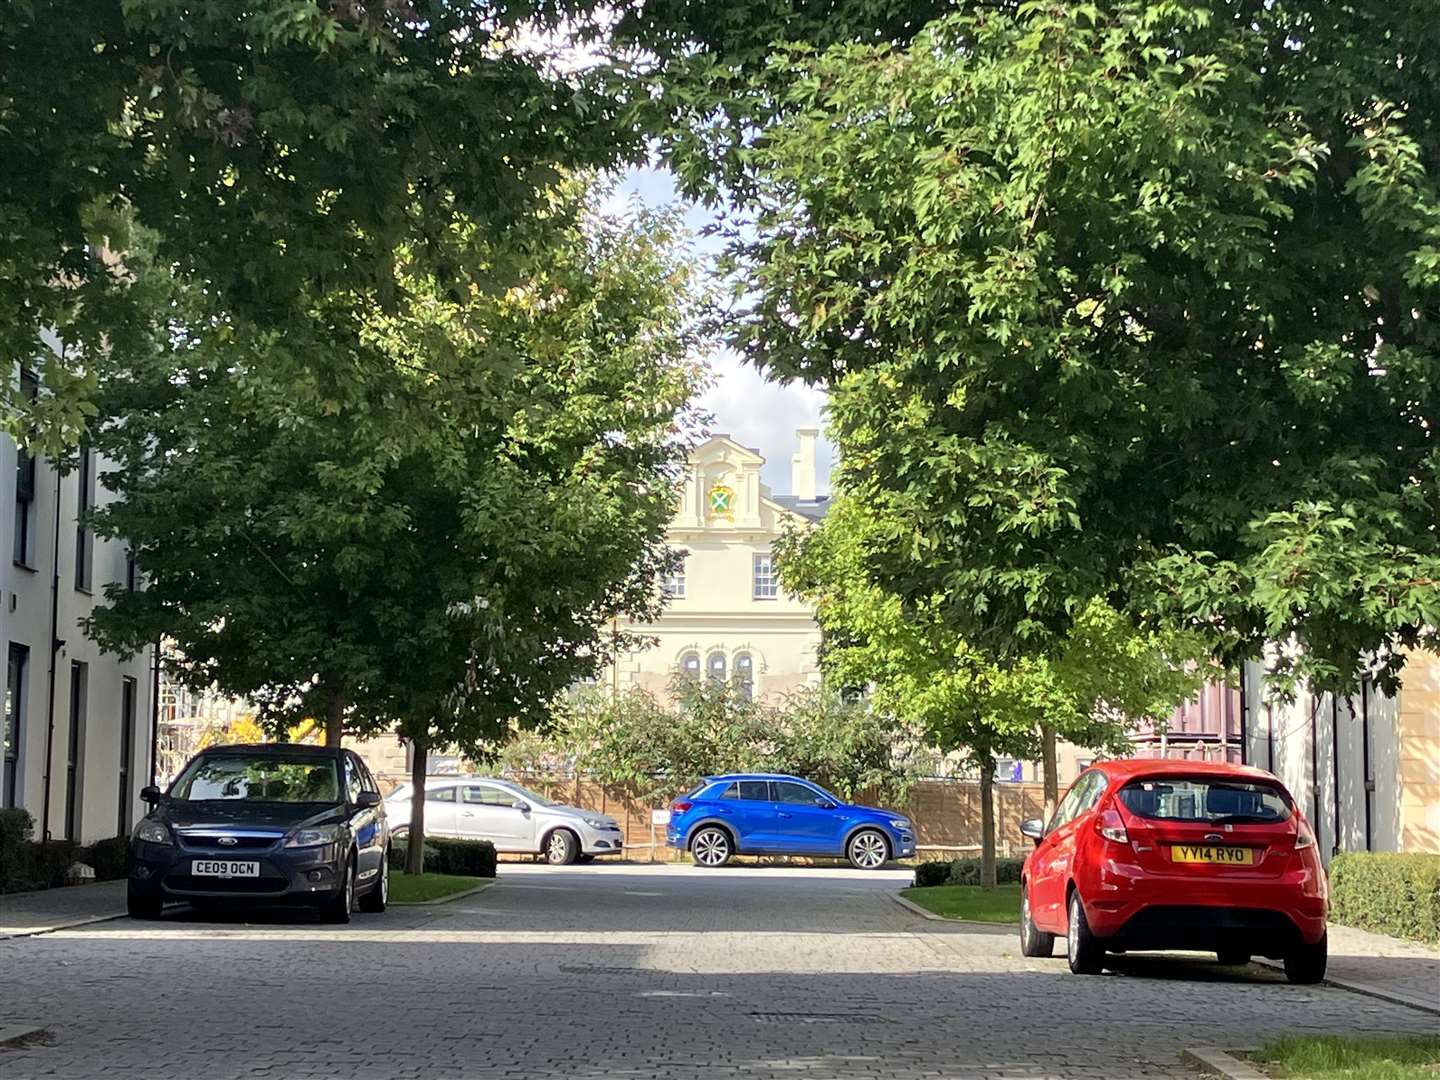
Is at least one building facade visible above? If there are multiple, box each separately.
[2,384,156,844]
[602,430,829,702]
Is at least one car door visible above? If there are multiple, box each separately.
[344,753,385,886]
[457,784,533,851]
[1029,772,1099,931]
[718,780,778,852]
[771,780,844,854]
[422,783,459,837]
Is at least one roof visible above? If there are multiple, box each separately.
[1093,758,1281,783]
[771,494,832,522]
[199,743,341,757]
[705,772,808,783]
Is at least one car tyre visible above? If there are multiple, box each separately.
[544,828,579,866]
[690,826,732,868]
[321,859,355,924]
[127,881,163,921]
[1019,886,1055,958]
[1283,932,1327,985]
[1217,950,1251,966]
[1066,890,1104,975]
[358,851,388,913]
[846,829,890,870]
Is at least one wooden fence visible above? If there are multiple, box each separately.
[381,773,1047,862]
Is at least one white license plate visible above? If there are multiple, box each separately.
[192,860,260,878]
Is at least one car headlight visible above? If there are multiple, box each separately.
[285,824,343,848]
[581,816,610,829]
[135,820,172,846]
[888,818,912,831]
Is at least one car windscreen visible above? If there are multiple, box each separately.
[499,781,553,808]
[1117,777,1292,825]
[171,755,341,804]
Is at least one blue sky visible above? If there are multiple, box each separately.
[609,166,836,496]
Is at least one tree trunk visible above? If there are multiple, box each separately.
[1041,724,1058,821]
[324,684,345,748]
[405,740,427,876]
[979,750,997,891]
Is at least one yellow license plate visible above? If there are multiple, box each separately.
[1171,845,1254,865]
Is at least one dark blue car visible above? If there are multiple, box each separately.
[665,773,916,868]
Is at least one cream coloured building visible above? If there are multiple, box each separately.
[603,430,830,702]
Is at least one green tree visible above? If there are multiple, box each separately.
[777,493,1206,886]
[84,189,705,868]
[719,1,1439,698]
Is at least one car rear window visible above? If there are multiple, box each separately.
[1118,777,1292,824]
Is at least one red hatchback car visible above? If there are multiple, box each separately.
[1019,760,1328,983]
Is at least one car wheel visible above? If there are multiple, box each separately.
[322,860,355,924]
[847,829,890,870]
[1217,950,1251,966]
[126,881,163,921]
[544,828,579,866]
[1019,886,1055,958]
[690,826,732,868]
[1066,890,1104,975]
[1283,932,1327,984]
[358,852,388,913]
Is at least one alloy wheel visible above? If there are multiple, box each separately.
[345,867,355,913]
[379,858,389,905]
[849,832,888,869]
[692,830,729,867]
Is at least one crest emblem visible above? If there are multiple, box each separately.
[218,836,238,847]
[708,485,735,520]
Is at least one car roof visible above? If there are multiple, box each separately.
[704,773,809,783]
[198,743,341,757]
[1092,758,1281,783]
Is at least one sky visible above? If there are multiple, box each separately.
[607,166,836,496]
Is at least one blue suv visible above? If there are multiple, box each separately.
[665,773,916,869]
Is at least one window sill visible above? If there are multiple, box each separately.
[73,585,92,597]
[11,560,37,573]
[752,596,778,601]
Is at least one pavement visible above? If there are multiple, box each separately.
[0,880,126,938]
[0,864,1435,1079]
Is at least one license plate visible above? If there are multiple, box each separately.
[1171,845,1254,865]
[192,860,260,878]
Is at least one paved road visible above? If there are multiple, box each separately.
[1,864,1433,1079]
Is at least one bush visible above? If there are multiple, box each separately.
[1330,852,1440,945]
[0,808,36,892]
[911,856,1026,889]
[390,836,496,878]
[81,836,130,882]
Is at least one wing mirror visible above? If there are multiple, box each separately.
[814,799,837,810]
[140,785,163,805]
[511,800,531,812]
[1019,817,1046,843]
[354,790,381,809]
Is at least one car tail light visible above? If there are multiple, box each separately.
[671,800,693,813]
[1294,822,1316,850]
[1096,809,1129,844]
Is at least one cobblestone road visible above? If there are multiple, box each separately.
[2,864,1433,1079]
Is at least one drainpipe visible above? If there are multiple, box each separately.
[148,638,162,788]
[1309,695,1321,851]
[1266,701,1275,774]
[39,466,62,842]
[1331,696,1341,856]
[1238,669,1248,766]
[1360,679,1373,851]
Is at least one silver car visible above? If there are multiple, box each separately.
[384,777,624,865]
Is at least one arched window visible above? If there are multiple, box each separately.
[679,652,701,680]
[735,653,754,701]
[707,652,727,683]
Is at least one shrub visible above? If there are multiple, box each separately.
[81,836,130,882]
[0,808,36,892]
[911,856,1027,888]
[390,836,497,878]
[1329,852,1440,945]
[913,860,951,888]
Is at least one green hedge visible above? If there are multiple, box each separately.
[913,856,1025,888]
[390,836,497,878]
[1329,852,1440,945]
[0,808,131,893]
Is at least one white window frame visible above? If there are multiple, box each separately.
[753,552,779,599]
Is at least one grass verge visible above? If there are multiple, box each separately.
[900,883,1021,922]
[389,873,486,904]
[1253,1036,1440,1079]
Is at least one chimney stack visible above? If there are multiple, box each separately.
[791,427,818,501]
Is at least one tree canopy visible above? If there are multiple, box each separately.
[719,1,1440,696]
